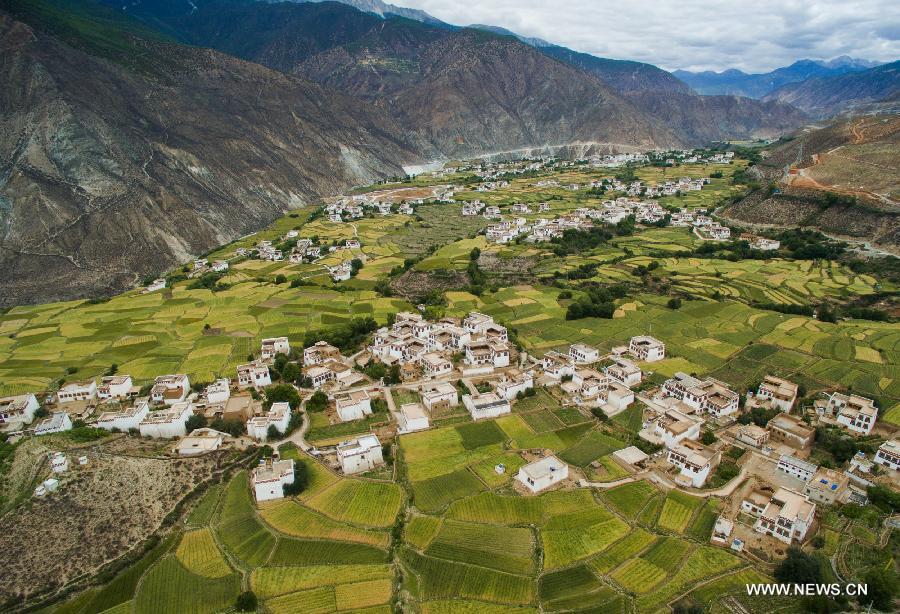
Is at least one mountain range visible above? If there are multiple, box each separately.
[0,0,891,305]
[673,57,883,98]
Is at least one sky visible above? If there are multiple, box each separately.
[390,0,900,73]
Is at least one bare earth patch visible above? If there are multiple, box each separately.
[0,440,221,603]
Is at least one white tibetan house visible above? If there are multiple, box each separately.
[516,455,569,494]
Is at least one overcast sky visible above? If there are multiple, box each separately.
[391,0,900,73]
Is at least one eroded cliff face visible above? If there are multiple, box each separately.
[0,11,420,305]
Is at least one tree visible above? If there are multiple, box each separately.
[859,567,899,611]
[274,274,287,284]
[307,390,328,412]
[235,591,258,612]
[267,424,281,441]
[283,461,309,496]
[700,430,717,445]
[667,298,682,310]
[264,384,301,411]
[186,414,207,432]
[774,547,821,585]
[281,362,301,384]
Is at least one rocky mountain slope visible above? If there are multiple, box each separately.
[0,1,420,305]
[762,61,900,118]
[721,115,900,253]
[111,0,805,149]
[674,57,881,98]
[624,91,808,145]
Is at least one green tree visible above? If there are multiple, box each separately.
[264,384,301,411]
[235,591,258,612]
[307,390,328,412]
[859,567,899,611]
[774,547,821,585]
[185,414,207,432]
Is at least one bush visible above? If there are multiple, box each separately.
[667,297,682,310]
[235,591,258,612]
[185,414,207,432]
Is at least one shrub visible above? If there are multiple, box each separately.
[235,591,258,612]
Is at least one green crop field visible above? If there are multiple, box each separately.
[304,479,403,528]
[600,481,659,519]
[259,499,389,547]
[251,564,393,599]
[590,528,657,574]
[425,520,535,575]
[656,491,704,534]
[267,538,389,566]
[134,557,240,614]
[175,529,232,578]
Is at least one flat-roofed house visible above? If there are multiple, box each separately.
[58,380,97,404]
[174,428,229,456]
[0,393,39,426]
[464,340,510,369]
[603,383,635,412]
[420,352,453,378]
[756,376,799,412]
[246,402,292,441]
[517,455,569,493]
[736,424,770,448]
[334,390,372,422]
[303,341,342,366]
[667,440,720,487]
[463,392,511,420]
[777,454,818,482]
[150,374,190,406]
[804,467,849,505]
[139,402,193,438]
[306,365,336,389]
[664,373,738,418]
[421,383,458,411]
[237,361,271,389]
[767,414,814,450]
[97,375,133,400]
[832,393,878,435]
[874,440,900,471]
[495,369,534,400]
[205,379,231,404]
[261,337,291,360]
[604,358,642,388]
[628,336,665,362]
[251,457,295,502]
[95,399,151,431]
[337,434,383,474]
[34,412,73,436]
[569,344,599,364]
[641,408,702,449]
[397,402,430,433]
[542,351,576,379]
[750,488,815,544]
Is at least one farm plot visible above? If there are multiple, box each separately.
[600,480,658,519]
[641,536,693,569]
[401,548,535,605]
[424,520,535,575]
[411,468,487,513]
[635,546,744,611]
[259,500,389,548]
[304,479,403,528]
[251,564,393,599]
[541,507,631,569]
[539,564,624,612]
[656,490,704,534]
[404,514,443,550]
[175,529,232,578]
[134,557,240,614]
[216,473,276,567]
[267,538,388,566]
[610,557,668,593]
[589,528,657,574]
[558,431,626,467]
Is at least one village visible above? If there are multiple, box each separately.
[2,299,897,560]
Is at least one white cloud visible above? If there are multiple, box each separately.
[390,0,900,72]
